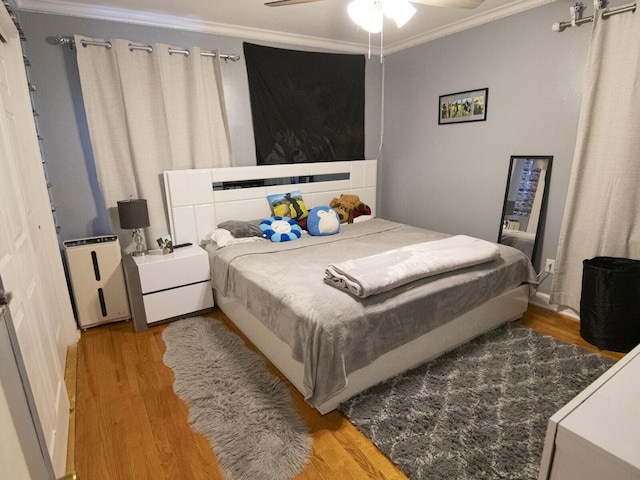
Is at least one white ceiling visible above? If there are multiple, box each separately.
[16,0,556,54]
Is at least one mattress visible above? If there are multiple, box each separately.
[500,229,536,258]
[206,218,538,407]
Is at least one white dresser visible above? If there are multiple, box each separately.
[123,246,213,332]
[538,342,640,480]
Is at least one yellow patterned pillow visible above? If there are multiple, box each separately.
[267,190,308,220]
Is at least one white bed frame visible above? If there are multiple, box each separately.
[163,160,378,247]
[163,160,529,414]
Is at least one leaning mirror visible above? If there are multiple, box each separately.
[497,155,552,268]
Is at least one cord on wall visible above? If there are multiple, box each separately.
[536,270,552,284]
[375,54,385,215]
[377,56,385,161]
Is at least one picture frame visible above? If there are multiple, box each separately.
[156,234,173,254]
[438,88,488,125]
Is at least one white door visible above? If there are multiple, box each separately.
[0,305,55,479]
[0,6,78,477]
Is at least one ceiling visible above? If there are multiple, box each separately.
[16,0,556,54]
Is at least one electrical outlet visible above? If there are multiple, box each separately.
[544,258,556,274]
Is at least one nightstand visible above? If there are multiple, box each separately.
[123,245,214,332]
[539,342,640,480]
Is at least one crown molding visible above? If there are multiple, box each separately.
[15,0,371,53]
[385,0,556,53]
[16,0,554,56]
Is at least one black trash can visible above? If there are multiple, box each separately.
[580,256,640,353]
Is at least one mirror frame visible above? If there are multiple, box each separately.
[497,155,553,269]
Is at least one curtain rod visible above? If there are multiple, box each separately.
[54,35,240,62]
[552,2,636,32]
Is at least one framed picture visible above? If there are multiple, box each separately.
[156,234,173,254]
[438,88,488,125]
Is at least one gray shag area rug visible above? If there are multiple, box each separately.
[340,322,615,480]
[162,316,312,480]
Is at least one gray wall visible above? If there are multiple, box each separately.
[18,12,382,243]
[20,2,597,295]
[380,0,592,291]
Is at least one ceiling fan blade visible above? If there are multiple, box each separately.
[411,0,484,9]
[265,0,323,6]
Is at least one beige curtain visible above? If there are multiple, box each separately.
[75,36,233,251]
[550,5,640,312]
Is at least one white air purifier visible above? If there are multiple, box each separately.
[63,236,130,328]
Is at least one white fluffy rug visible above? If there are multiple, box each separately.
[162,316,312,480]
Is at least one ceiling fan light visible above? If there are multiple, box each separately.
[383,0,416,28]
[348,0,383,33]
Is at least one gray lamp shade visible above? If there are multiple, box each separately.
[117,199,150,230]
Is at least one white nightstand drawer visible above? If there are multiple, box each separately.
[136,247,209,293]
[143,281,213,324]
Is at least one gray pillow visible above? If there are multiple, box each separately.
[217,219,263,238]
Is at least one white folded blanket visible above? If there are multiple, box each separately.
[324,235,501,298]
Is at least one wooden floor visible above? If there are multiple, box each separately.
[71,304,624,480]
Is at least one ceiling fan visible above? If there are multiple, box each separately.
[265,0,482,57]
[265,0,484,12]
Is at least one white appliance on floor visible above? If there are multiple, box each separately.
[63,235,130,328]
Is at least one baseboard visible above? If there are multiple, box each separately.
[528,291,580,321]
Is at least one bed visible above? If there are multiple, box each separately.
[500,228,536,258]
[163,160,538,414]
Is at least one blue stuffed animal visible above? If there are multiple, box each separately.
[259,216,302,242]
[307,207,340,236]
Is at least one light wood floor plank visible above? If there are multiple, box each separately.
[64,344,77,475]
[73,304,625,479]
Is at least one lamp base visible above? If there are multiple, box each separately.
[131,228,147,257]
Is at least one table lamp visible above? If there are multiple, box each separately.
[117,198,150,256]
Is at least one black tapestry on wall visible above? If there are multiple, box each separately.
[243,42,365,165]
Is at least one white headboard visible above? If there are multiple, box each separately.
[163,160,377,245]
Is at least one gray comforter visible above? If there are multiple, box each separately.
[207,219,538,408]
